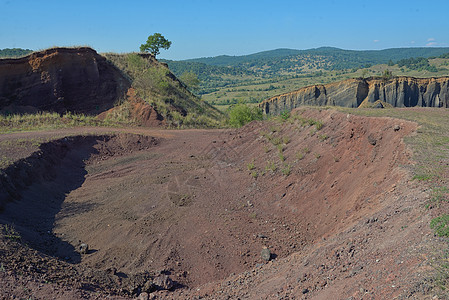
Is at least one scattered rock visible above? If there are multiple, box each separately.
[153,274,174,290]
[261,247,271,261]
[136,292,149,300]
[367,135,377,146]
[144,279,155,292]
[302,288,309,294]
[257,234,267,239]
[393,125,401,131]
[79,243,89,254]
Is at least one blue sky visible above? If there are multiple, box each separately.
[1,0,448,60]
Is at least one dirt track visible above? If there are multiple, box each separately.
[0,108,445,299]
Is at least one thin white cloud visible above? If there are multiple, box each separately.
[373,40,380,43]
[427,37,436,42]
[426,42,438,46]
[411,41,415,44]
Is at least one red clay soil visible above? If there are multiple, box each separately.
[0,108,445,299]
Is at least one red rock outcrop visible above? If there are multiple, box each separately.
[0,47,130,115]
[97,88,165,127]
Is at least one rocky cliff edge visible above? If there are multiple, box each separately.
[260,76,449,115]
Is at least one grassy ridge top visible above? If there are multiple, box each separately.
[103,53,224,128]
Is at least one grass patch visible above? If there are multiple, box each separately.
[318,134,328,141]
[280,110,290,121]
[282,136,291,144]
[426,186,449,209]
[413,174,434,181]
[0,112,113,134]
[265,161,276,173]
[282,164,292,176]
[296,151,305,160]
[278,151,285,162]
[271,136,282,146]
[263,145,270,153]
[430,215,449,237]
[247,160,256,171]
[1,224,21,241]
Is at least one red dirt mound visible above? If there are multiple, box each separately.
[97,88,165,127]
[0,47,130,115]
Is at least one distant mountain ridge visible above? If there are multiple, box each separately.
[182,47,449,67]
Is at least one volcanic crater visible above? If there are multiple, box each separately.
[1,108,435,299]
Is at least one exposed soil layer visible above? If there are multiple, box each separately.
[96,88,166,127]
[260,76,449,115]
[0,47,130,115]
[0,108,444,299]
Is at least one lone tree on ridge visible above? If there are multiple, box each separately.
[140,33,172,57]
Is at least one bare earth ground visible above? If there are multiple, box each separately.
[0,108,447,299]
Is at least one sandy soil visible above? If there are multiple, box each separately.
[0,108,446,299]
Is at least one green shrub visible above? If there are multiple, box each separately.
[228,103,263,128]
[280,110,290,121]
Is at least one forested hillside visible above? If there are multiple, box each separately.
[0,48,33,58]
[168,47,449,75]
[163,48,449,106]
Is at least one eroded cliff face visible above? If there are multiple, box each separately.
[261,76,449,115]
[0,47,130,115]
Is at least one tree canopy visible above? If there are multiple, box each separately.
[0,48,33,58]
[140,33,171,57]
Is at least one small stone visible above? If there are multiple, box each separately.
[367,135,377,146]
[153,274,174,290]
[136,292,149,300]
[79,243,89,254]
[302,288,309,294]
[261,247,271,261]
[257,234,267,239]
[393,125,401,131]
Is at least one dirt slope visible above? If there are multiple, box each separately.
[0,108,444,299]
